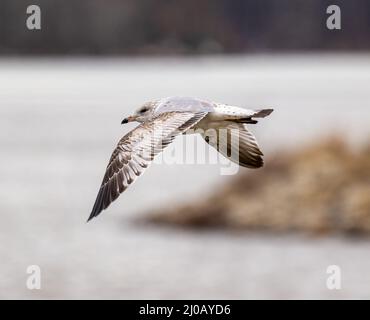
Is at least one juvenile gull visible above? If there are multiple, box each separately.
[88,96,273,221]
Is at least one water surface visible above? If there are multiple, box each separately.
[1,55,370,299]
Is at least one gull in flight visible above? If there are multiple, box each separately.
[88,96,273,221]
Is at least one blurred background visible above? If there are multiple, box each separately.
[0,0,370,299]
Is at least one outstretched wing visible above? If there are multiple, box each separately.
[88,111,207,221]
[202,122,264,168]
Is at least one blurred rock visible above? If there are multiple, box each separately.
[145,138,370,234]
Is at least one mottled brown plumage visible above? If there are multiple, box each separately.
[88,111,207,221]
[89,96,273,221]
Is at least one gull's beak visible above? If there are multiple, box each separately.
[121,115,137,124]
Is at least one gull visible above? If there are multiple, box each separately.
[88,96,273,221]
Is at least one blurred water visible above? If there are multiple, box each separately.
[0,55,370,299]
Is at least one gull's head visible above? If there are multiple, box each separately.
[121,101,157,124]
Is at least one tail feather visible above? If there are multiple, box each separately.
[235,118,258,124]
[253,108,274,118]
[235,108,273,124]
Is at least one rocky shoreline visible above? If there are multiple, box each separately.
[144,139,370,234]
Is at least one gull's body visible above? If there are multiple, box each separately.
[88,96,273,221]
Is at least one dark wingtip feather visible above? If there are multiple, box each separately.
[87,208,99,223]
[87,189,104,222]
[238,155,264,169]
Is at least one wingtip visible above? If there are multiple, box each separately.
[87,203,103,222]
[88,188,105,222]
[87,207,103,222]
[86,210,97,222]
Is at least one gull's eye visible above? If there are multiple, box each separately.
[139,107,149,114]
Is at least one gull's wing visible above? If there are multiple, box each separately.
[154,96,216,114]
[88,111,207,221]
[202,122,264,168]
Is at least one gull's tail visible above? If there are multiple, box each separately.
[236,108,273,124]
[253,108,274,118]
